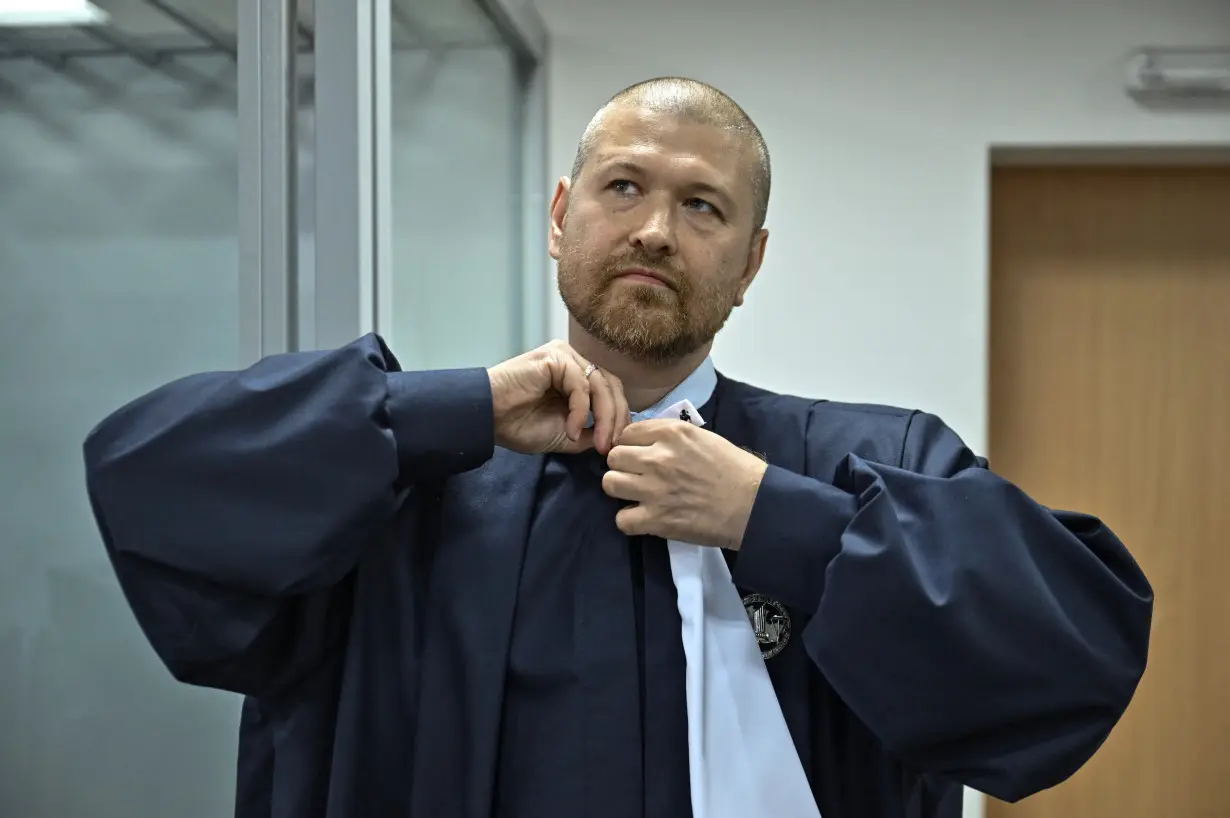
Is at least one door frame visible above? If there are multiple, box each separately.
[968,141,1230,818]
[991,143,1230,167]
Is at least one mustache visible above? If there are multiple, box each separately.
[600,253,682,283]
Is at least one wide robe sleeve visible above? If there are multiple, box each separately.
[731,409,1153,803]
[82,334,495,697]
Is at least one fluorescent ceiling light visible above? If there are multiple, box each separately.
[0,0,109,27]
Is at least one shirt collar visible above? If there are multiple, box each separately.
[584,357,718,429]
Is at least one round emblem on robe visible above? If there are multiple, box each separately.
[742,593,792,660]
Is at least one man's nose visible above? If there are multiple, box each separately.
[630,201,677,257]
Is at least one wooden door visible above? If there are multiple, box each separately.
[985,165,1230,818]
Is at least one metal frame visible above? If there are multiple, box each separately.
[0,0,319,67]
[497,0,551,350]
[494,0,550,350]
[373,6,396,344]
[312,0,391,350]
[238,0,298,362]
[0,40,216,62]
[475,0,547,66]
[518,57,550,350]
[141,0,243,55]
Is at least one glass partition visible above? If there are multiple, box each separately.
[0,3,249,816]
[0,1,545,814]
[381,0,549,369]
[0,0,314,814]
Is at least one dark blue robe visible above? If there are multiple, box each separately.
[81,333,1153,818]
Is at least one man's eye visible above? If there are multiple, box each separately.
[610,179,640,195]
[685,198,719,216]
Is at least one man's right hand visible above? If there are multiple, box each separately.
[488,340,631,456]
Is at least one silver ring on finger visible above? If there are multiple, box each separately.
[583,363,599,379]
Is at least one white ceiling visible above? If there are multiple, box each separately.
[3,0,503,51]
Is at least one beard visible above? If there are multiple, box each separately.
[556,238,739,365]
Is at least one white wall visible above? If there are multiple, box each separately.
[536,0,1230,458]
[534,0,1230,814]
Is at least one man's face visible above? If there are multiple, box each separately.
[550,105,767,365]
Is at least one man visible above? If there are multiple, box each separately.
[83,78,1153,818]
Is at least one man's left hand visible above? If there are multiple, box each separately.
[602,419,769,550]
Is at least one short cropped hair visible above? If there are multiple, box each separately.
[570,77,772,231]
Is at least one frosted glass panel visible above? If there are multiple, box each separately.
[0,46,242,818]
[386,3,524,370]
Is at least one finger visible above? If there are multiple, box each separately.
[554,426,595,454]
[614,503,655,537]
[561,350,617,455]
[588,371,620,455]
[615,417,683,446]
[606,443,654,474]
[549,352,591,442]
[605,372,633,445]
[601,470,650,502]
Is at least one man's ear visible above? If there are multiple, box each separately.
[548,177,572,261]
[733,229,769,307]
